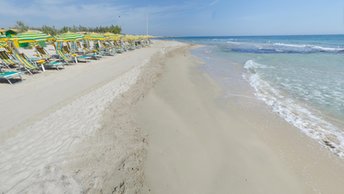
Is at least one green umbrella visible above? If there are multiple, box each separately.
[11,31,53,47]
[11,31,52,43]
[5,29,18,37]
[55,32,84,42]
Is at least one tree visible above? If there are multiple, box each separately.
[110,25,121,34]
[11,21,122,35]
[15,21,29,32]
[60,26,70,33]
[41,25,58,35]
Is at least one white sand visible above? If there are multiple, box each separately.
[0,40,184,193]
[0,42,168,137]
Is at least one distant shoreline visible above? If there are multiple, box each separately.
[157,34,344,39]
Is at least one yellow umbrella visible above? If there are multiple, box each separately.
[84,33,106,41]
[104,33,122,41]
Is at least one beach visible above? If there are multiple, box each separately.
[1,40,344,194]
[0,40,182,193]
[135,42,344,194]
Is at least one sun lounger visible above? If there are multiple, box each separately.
[44,60,65,70]
[35,46,65,70]
[35,46,51,59]
[0,50,18,68]
[32,57,65,70]
[75,42,101,60]
[62,45,92,62]
[99,42,115,56]
[13,52,41,74]
[111,41,125,53]
[81,48,102,59]
[0,71,22,84]
[56,49,77,64]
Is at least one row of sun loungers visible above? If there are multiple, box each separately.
[0,38,151,84]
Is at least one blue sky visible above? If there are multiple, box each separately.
[0,0,344,36]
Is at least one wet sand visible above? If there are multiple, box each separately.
[135,45,344,194]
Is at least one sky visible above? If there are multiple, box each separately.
[0,0,344,36]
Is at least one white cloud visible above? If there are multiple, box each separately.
[0,0,214,35]
[0,1,148,33]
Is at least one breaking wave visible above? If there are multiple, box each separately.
[226,41,344,54]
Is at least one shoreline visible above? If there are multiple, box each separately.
[135,43,344,193]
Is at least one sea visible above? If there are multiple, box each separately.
[162,35,344,158]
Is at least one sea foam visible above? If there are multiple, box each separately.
[244,60,344,158]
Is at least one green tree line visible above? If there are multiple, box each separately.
[14,21,122,35]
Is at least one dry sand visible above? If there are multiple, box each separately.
[135,45,344,194]
[0,40,184,193]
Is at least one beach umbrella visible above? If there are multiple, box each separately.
[104,33,122,41]
[103,32,115,36]
[104,32,115,40]
[55,32,84,42]
[0,34,7,41]
[0,34,8,47]
[11,30,52,43]
[122,35,139,42]
[84,33,106,41]
[0,42,7,47]
[11,30,53,47]
[0,29,5,36]
[5,29,18,37]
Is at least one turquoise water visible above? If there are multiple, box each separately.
[163,35,344,158]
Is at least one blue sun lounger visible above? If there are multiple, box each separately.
[0,71,22,84]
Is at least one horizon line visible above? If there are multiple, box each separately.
[157,33,344,38]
